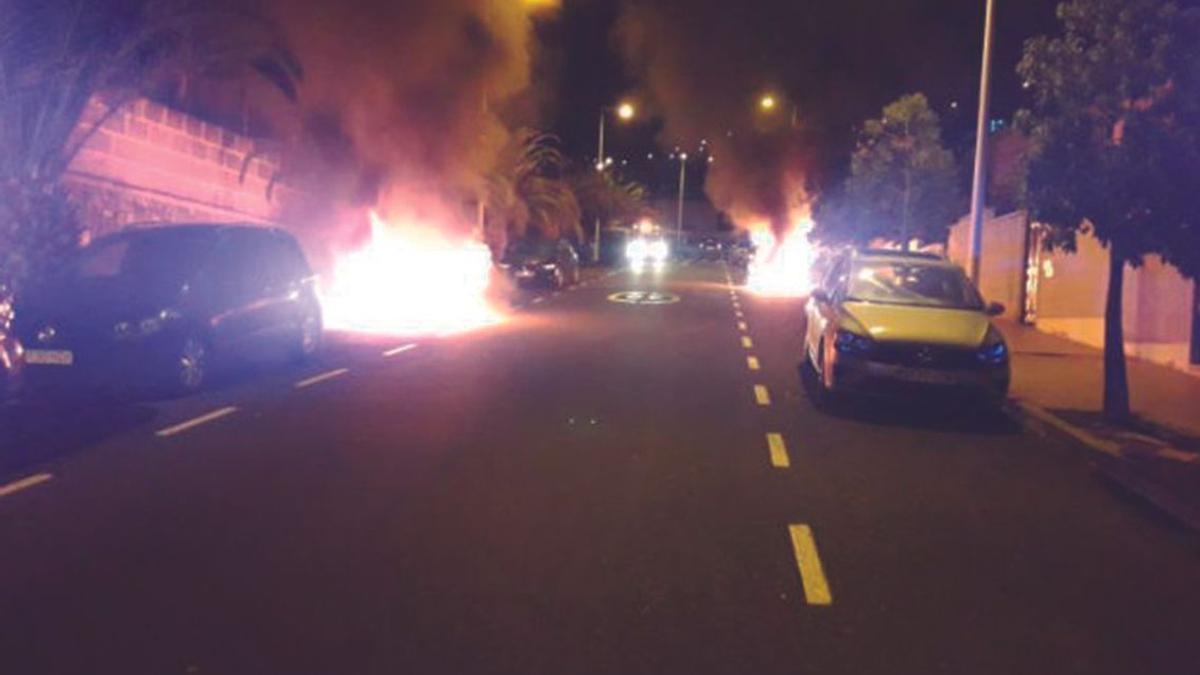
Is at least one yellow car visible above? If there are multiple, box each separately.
[802,249,1010,405]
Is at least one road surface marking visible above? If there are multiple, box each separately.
[155,406,239,437]
[735,309,744,318]
[531,297,545,304]
[741,336,754,349]
[383,343,418,357]
[747,356,761,371]
[294,368,349,389]
[737,321,749,331]
[788,524,833,605]
[0,472,54,499]
[767,433,790,468]
[754,385,771,406]
[1017,402,1121,457]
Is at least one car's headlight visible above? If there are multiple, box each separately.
[977,325,1009,365]
[834,328,874,355]
[115,309,181,339]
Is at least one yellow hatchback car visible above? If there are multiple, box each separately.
[802,249,1010,405]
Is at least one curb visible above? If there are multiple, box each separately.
[1013,400,1200,533]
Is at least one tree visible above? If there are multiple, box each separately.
[1017,0,1200,422]
[486,129,582,253]
[0,0,300,289]
[817,93,962,248]
[570,169,650,234]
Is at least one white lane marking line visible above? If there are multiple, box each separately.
[1017,402,1121,457]
[294,368,349,389]
[737,321,749,332]
[735,310,744,319]
[754,384,772,406]
[383,343,418,357]
[767,433,791,468]
[741,336,754,349]
[788,524,833,605]
[532,297,545,304]
[747,355,761,371]
[155,406,240,437]
[0,473,54,499]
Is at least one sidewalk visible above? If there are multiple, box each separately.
[998,320,1200,529]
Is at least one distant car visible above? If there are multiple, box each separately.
[626,237,669,268]
[14,224,322,396]
[802,249,1010,405]
[698,237,724,260]
[499,238,581,289]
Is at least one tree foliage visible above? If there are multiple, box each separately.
[1017,0,1200,420]
[0,0,301,288]
[486,129,582,252]
[815,93,962,248]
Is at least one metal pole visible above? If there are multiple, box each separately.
[676,156,687,244]
[967,0,996,283]
[593,111,606,262]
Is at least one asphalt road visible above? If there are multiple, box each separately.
[2,261,1199,675]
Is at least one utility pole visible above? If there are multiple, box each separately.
[676,153,688,244]
[968,0,996,283]
[593,112,607,263]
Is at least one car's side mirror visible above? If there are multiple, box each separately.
[985,301,1006,317]
[811,288,830,304]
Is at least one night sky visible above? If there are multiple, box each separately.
[542,0,1061,198]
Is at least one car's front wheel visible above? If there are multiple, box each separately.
[292,309,322,362]
[172,333,210,394]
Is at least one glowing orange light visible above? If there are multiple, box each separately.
[321,212,502,336]
[617,102,635,121]
[746,217,816,297]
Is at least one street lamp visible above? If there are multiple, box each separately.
[593,101,636,261]
[759,94,777,112]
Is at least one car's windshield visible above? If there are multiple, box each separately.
[71,231,217,286]
[846,260,983,310]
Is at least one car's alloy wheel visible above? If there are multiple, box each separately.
[177,335,208,392]
[295,312,322,361]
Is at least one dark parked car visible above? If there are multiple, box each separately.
[498,238,581,289]
[698,237,724,261]
[14,224,322,396]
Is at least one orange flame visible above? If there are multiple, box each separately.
[321,211,503,336]
[745,217,817,297]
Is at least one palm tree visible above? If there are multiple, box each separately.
[0,0,301,288]
[486,129,582,253]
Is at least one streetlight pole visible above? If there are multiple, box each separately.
[676,153,687,244]
[968,0,996,283]
[593,111,606,262]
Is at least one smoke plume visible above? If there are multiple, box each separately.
[263,0,539,261]
[615,0,817,234]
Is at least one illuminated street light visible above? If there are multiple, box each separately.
[760,94,777,111]
[594,101,637,261]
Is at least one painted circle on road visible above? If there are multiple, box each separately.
[607,291,681,305]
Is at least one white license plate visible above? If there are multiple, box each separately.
[892,367,962,385]
[24,349,74,366]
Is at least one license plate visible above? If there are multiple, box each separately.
[24,349,74,366]
[893,367,961,385]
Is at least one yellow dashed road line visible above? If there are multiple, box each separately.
[747,355,761,371]
[754,384,771,406]
[741,336,754,349]
[788,524,833,605]
[767,433,790,468]
[737,321,749,331]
